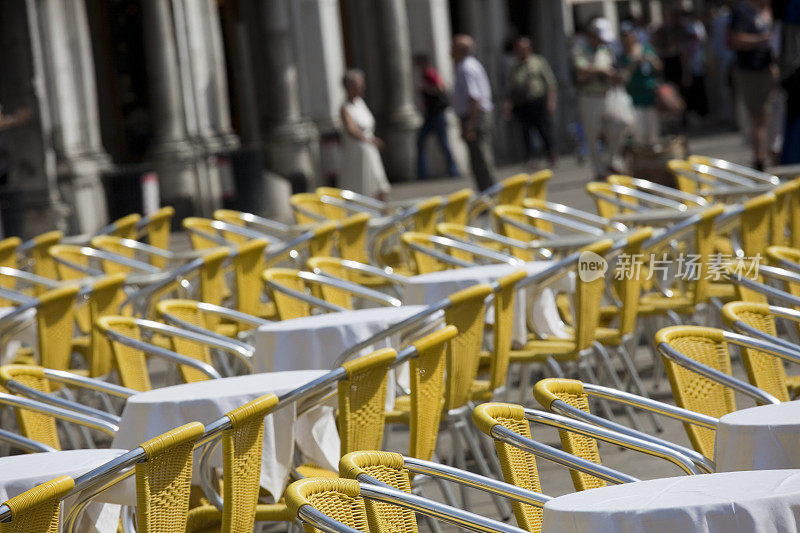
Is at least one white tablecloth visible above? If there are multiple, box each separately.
[402,262,570,346]
[110,370,338,503]
[715,401,800,472]
[542,470,800,532]
[0,449,127,533]
[0,307,37,364]
[251,306,427,373]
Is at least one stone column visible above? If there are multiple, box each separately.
[405,0,468,176]
[244,0,318,191]
[141,0,202,219]
[37,0,111,233]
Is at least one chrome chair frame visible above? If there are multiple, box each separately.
[688,156,780,185]
[213,209,295,240]
[611,177,709,207]
[157,300,270,340]
[53,244,163,276]
[520,199,629,232]
[437,224,553,260]
[403,234,524,269]
[589,183,693,213]
[726,303,800,361]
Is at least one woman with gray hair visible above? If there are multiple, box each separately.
[339,69,390,200]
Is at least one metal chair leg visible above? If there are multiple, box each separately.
[593,342,642,431]
[615,343,663,433]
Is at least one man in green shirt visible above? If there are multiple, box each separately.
[503,37,558,167]
[618,21,663,144]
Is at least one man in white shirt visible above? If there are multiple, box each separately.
[452,34,496,191]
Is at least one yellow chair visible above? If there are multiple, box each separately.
[27,231,63,284]
[770,179,800,247]
[0,475,74,533]
[337,213,371,265]
[527,169,551,201]
[197,247,230,311]
[185,394,292,532]
[400,232,451,274]
[654,326,737,458]
[135,422,205,533]
[262,268,320,320]
[140,206,175,267]
[384,325,457,461]
[721,301,795,400]
[497,174,530,207]
[443,188,473,225]
[286,477,370,533]
[307,220,339,260]
[410,197,443,235]
[106,213,141,240]
[291,193,347,225]
[585,181,621,220]
[87,273,128,378]
[0,236,21,305]
[183,218,248,251]
[31,285,81,372]
[739,193,775,258]
[231,239,274,319]
[48,245,95,336]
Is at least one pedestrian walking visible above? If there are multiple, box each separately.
[451,34,496,191]
[618,21,663,145]
[413,54,459,180]
[502,37,558,168]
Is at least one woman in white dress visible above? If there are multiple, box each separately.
[340,69,391,200]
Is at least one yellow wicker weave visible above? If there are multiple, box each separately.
[90,236,136,275]
[771,179,800,247]
[97,316,151,391]
[721,301,791,402]
[527,170,551,201]
[411,197,443,235]
[656,326,736,458]
[443,189,473,225]
[142,207,174,268]
[338,213,371,265]
[532,379,605,491]
[472,403,543,533]
[36,285,79,372]
[0,475,74,533]
[497,174,529,206]
[0,365,61,450]
[286,477,369,533]
[88,274,128,377]
[231,239,269,319]
[0,237,20,306]
[740,193,776,257]
[262,268,312,320]
[136,421,205,533]
[29,231,62,285]
[108,213,141,240]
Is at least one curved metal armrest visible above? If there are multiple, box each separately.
[548,392,716,473]
[428,236,524,266]
[136,319,253,371]
[358,482,528,533]
[42,369,136,399]
[398,456,551,508]
[120,256,205,312]
[194,301,270,327]
[722,329,800,367]
[524,408,704,475]
[322,259,409,285]
[298,271,402,307]
[265,279,348,314]
[537,201,624,231]
[625,178,709,206]
[102,325,224,379]
[727,270,800,308]
[490,423,639,485]
[81,247,162,274]
[4,379,121,425]
[265,230,316,264]
[109,238,176,261]
[295,506,361,533]
[0,428,56,453]
[318,195,383,217]
[222,211,293,239]
[0,392,119,436]
[0,266,61,290]
[656,341,780,405]
[405,241,476,269]
[697,157,780,185]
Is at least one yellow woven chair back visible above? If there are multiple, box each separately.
[108,213,141,240]
[313,193,349,221]
[741,193,775,257]
[0,475,74,533]
[667,160,700,195]
[142,207,174,268]
[615,228,652,337]
[0,237,20,306]
[135,421,205,533]
[338,348,397,456]
[338,213,371,264]
[232,239,268,318]
[91,235,138,276]
[487,270,527,394]
[408,197,442,235]
[291,193,342,225]
[407,325,457,461]
[443,189,473,225]
[400,232,448,274]
[48,245,92,333]
[185,394,282,533]
[0,365,62,450]
[771,179,800,247]
[585,182,619,219]
[689,204,726,305]
[286,477,369,533]
[97,316,151,391]
[183,218,247,251]
[29,231,63,284]
[491,205,537,261]
[527,169,551,201]
[721,301,790,402]
[498,174,529,206]
[443,284,493,412]
[574,239,613,352]
[533,379,605,491]
[36,285,79,372]
[307,257,350,281]
[309,221,339,259]
[262,268,311,320]
[656,326,736,458]
[304,257,357,309]
[436,223,507,258]
[88,273,128,377]
[339,451,417,533]
[787,178,800,249]
[472,403,543,533]
[197,248,231,314]
[765,246,800,299]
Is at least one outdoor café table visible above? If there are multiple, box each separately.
[251,305,428,373]
[541,470,800,532]
[110,370,338,503]
[0,448,127,533]
[715,401,800,472]
[401,262,570,346]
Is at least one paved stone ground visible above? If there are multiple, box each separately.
[380,131,758,530]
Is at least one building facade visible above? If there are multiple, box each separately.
[0,0,672,237]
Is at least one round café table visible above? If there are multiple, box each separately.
[715,401,800,472]
[109,370,338,504]
[402,261,571,346]
[542,470,800,532]
[250,305,427,373]
[0,449,127,533]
